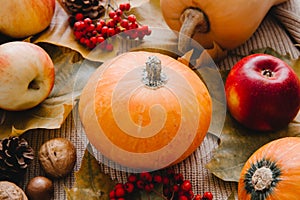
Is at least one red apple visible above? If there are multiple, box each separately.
[0,41,55,111]
[0,0,56,38]
[225,53,300,131]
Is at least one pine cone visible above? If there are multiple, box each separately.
[0,137,34,183]
[62,0,105,19]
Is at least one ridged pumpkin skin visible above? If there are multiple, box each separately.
[160,0,287,50]
[79,51,212,170]
[238,137,300,199]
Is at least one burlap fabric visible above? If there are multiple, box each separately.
[20,0,300,199]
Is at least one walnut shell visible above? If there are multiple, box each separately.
[0,181,28,200]
[38,138,76,178]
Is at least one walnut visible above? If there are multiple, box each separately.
[0,181,28,200]
[38,138,76,178]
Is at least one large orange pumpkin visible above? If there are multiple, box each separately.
[238,137,300,199]
[78,51,212,170]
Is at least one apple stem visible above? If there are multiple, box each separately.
[262,69,274,77]
[142,56,167,89]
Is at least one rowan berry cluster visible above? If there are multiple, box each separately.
[69,2,151,50]
[109,170,213,200]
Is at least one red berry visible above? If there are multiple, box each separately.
[101,26,108,35]
[127,174,137,183]
[73,21,84,31]
[109,190,115,198]
[124,182,135,193]
[115,8,123,16]
[86,24,95,32]
[115,27,121,34]
[145,29,152,36]
[107,28,116,37]
[79,37,86,44]
[127,14,136,23]
[98,19,106,26]
[90,36,97,45]
[107,19,115,28]
[202,192,213,200]
[175,173,184,184]
[109,11,116,19]
[153,175,162,183]
[140,172,152,182]
[113,15,122,23]
[173,184,179,192]
[83,17,92,25]
[194,194,202,200]
[115,187,125,197]
[105,43,114,51]
[178,195,189,200]
[120,19,129,29]
[74,31,83,40]
[181,180,192,192]
[125,3,131,11]
[128,22,138,30]
[136,180,145,189]
[162,177,170,185]
[96,22,103,32]
[144,183,154,192]
[119,3,126,11]
[75,13,84,21]
[129,31,138,39]
[115,183,124,189]
[96,36,105,44]
[189,190,194,199]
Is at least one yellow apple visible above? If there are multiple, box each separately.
[0,41,55,111]
[0,0,56,38]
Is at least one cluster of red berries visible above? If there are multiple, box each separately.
[109,170,213,200]
[69,2,151,50]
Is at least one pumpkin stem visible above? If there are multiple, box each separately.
[178,8,208,53]
[251,166,273,191]
[143,56,167,89]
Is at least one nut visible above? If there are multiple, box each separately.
[38,138,76,178]
[25,176,53,200]
[0,181,28,200]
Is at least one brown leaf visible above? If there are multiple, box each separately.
[0,43,99,138]
[66,144,116,200]
[207,112,300,182]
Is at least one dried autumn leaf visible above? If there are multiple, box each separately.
[207,112,300,182]
[206,49,300,182]
[0,43,98,138]
[66,144,116,200]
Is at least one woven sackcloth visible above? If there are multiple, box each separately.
[19,0,300,199]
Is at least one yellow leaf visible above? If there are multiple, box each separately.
[66,145,116,200]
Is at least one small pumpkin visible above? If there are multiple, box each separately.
[78,51,212,170]
[160,0,287,53]
[238,137,300,199]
